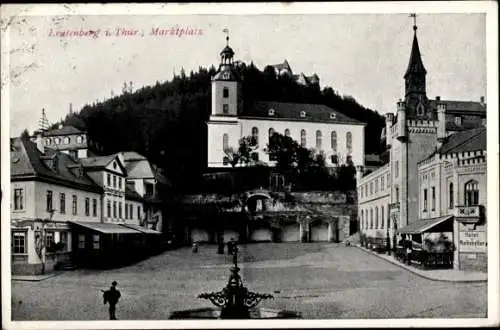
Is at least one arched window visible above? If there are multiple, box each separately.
[251,127,259,146]
[268,128,275,142]
[346,131,352,154]
[223,87,229,98]
[464,180,479,206]
[222,133,229,152]
[284,129,290,137]
[316,130,322,150]
[331,131,337,151]
[381,206,384,229]
[300,129,306,147]
[370,208,373,229]
[375,206,379,229]
[449,182,454,209]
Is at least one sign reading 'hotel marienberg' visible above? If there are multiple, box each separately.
[458,231,487,253]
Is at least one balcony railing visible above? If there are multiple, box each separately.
[454,205,482,218]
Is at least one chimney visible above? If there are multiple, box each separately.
[480,96,485,106]
[396,100,407,141]
[437,102,447,148]
[35,132,44,153]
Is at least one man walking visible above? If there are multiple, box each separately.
[103,281,121,320]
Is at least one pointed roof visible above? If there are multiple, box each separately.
[438,127,486,154]
[404,27,427,78]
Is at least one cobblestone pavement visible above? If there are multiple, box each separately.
[10,243,487,320]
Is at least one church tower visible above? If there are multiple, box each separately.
[207,31,243,168]
[404,19,431,119]
[211,32,242,117]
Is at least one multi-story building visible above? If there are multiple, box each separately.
[11,125,165,274]
[10,137,102,274]
[356,22,487,272]
[412,127,487,271]
[207,37,366,169]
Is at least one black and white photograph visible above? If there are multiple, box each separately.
[1,2,498,329]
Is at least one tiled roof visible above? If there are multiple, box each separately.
[404,32,427,78]
[43,126,84,137]
[10,138,101,192]
[121,151,147,161]
[125,186,143,201]
[80,155,116,168]
[429,99,486,114]
[124,160,155,179]
[438,127,486,154]
[241,101,364,125]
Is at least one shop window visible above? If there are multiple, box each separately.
[12,231,26,254]
[78,234,85,249]
[92,234,100,250]
[45,232,54,250]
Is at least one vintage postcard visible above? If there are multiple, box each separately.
[1,2,499,329]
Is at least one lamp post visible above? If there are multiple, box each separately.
[35,209,55,275]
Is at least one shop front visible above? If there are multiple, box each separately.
[396,215,454,269]
[69,221,144,268]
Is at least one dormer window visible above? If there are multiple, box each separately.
[268,108,275,116]
[76,136,83,144]
[329,113,337,120]
[300,111,306,118]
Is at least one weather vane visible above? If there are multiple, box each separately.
[409,13,417,30]
[223,28,229,45]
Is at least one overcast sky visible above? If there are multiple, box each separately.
[4,6,487,136]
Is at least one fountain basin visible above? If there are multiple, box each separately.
[169,307,301,319]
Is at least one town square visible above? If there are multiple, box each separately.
[2,3,498,328]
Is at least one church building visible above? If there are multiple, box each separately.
[206,36,366,169]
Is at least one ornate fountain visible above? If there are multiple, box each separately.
[169,245,301,319]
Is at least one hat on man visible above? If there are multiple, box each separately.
[112,281,117,286]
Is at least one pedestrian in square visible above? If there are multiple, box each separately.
[192,241,199,253]
[103,281,121,320]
